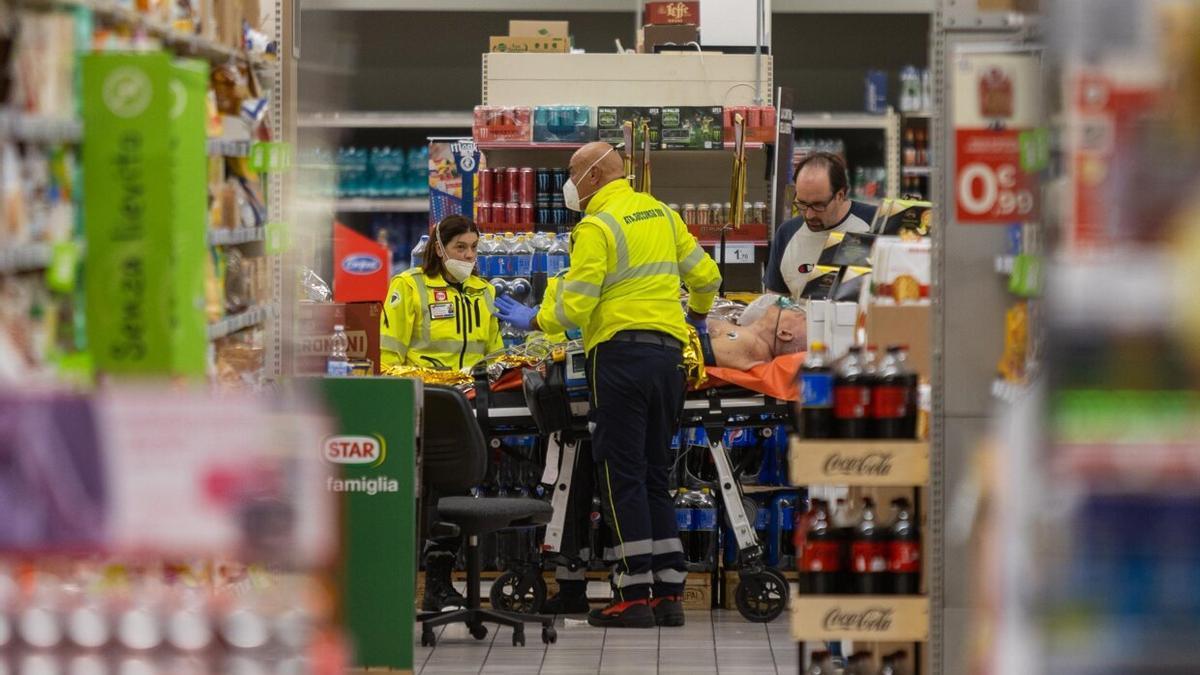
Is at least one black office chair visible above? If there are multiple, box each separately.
[418,386,558,647]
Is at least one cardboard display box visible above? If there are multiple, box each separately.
[659,106,724,150]
[489,36,569,53]
[865,304,931,382]
[295,302,346,376]
[641,24,700,53]
[345,302,382,375]
[508,20,568,37]
[644,1,700,25]
[597,106,662,147]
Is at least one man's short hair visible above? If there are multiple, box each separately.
[792,151,850,197]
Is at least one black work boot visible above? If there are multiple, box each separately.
[586,598,655,628]
[543,580,590,614]
[650,595,685,627]
[422,551,466,612]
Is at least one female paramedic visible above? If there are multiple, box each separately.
[380,214,504,372]
[379,214,503,611]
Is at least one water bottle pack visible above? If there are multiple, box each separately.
[335,145,430,198]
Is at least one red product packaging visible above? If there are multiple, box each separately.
[492,202,507,225]
[519,203,534,226]
[519,167,535,203]
[477,168,493,202]
[506,167,521,203]
[644,1,699,25]
[472,106,532,143]
[505,203,520,225]
[333,222,390,303]
[493,167,509,204]
[476,202,493,225]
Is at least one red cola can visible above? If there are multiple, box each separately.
[476,202,493,225]
[519,167,535,203]
[492,202,507,225]
[477,168,493,202]
[505,202,520,226]
[519,203,534,226]
[494,169,509,204]
[506,168,521,203]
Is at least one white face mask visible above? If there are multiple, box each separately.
[443,257,475,283]
[563,147,614,212]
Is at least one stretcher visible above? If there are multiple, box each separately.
[469,354,800,623]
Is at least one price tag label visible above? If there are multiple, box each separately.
[710,243,755,264]
[955,129,1038,225]
[265,222,289,254]
[250,142,293,173]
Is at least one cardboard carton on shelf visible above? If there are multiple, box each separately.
[508,20,568,38]
[865,304,931,382]
[644,1,700,25]
[295,302,345,376]
[489,36,569,53]
[344,302,382,375]
[977,0,1038,11]
[641,24,700,54]
[333,222,390,303]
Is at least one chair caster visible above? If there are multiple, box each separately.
[469,622,488,640]
[541,626,557,644]
[512,627,526,646]
[421,626,437,647]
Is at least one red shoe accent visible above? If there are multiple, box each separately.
[649,595,681,609]
[602,599,649,615]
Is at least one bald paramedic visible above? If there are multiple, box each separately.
[495,142,721,629]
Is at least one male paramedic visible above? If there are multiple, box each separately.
[495,142,722,629]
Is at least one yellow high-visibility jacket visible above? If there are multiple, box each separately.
[380,268,504,371]
[536,180,721,352]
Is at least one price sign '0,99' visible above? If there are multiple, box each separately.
[955,129,1038,225]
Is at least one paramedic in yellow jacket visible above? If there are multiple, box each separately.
[380,214,504,373]
[381,214,502,613]
[495,142,721,629]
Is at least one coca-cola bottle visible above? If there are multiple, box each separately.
[889,497,921,594]
[851,497,890,594]
[873,345,919,439]
[833,346,873,439]
[805,650,835,675]
[796,499,841,594]
[797,341,834,438]
[832,497,856,593]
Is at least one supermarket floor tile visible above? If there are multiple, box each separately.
[413,610,792,674]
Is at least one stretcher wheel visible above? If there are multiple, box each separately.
[542,626,557,644]
[469,622,488,640]
[489,570,547,614]
[734,568,789,623]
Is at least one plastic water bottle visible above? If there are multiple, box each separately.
[327,325,351,376]
[691,488,717,570]
[548,233,570,276]
[512,233,534,280]
[499,232,517,279]
[410,234,429,271]
[674,488,694,561]
[476,233,495,280]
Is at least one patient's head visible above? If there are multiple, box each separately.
[768,304,807,356]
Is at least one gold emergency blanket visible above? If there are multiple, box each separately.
[381,364,473,389]
[683,325,708,388]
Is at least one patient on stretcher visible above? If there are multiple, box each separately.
[706,294,806,371]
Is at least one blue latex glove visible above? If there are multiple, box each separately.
[495,294,538,331]
[685,313,708,335]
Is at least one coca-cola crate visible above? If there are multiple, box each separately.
[788,439,930,487]
[688,222,768,245]
[790,595,929,642]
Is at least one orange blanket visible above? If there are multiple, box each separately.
[488,352,805,401]
[702,352,805,401]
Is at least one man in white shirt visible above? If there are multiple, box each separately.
[765,152,877,299]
